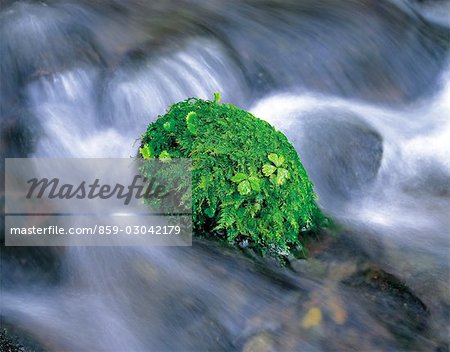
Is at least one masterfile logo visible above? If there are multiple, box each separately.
[4,158,192,246]
[25,174,174,205]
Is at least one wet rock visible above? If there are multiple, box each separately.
[275,108,383,208]
[0,245,63,290]
[3,236,444,351]
[290,230,446,351]
[0,107,37,160]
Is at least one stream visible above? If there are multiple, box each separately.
[1,0,449,351]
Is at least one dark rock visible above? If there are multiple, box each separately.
[342,266,430,349]
[0,107,38,161]
[279,108,383,208]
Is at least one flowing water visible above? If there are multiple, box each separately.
[1,0,449,351]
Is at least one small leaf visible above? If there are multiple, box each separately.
[276,168,290,185]
[159,150,171,161]
[268,153,285,167]
[269,173,277,184]
[248,176,261,192]
[249,202,261,217]
[262,164,276,177]
[268,153,279,165]
[276,154,285,167]
[163,121,174,132]
[214,92,221,103]
[139,145,153,159]
[237,180,251,195]
[186,111,197,124]
[186,112,198,134]
[231,173,248,182]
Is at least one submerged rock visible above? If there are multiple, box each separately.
[256,106,383,208]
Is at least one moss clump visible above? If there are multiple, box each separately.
[139,95,324,256]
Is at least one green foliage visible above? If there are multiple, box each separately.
[139,95,325,256]
[139,144,153,159]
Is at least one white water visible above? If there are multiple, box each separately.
[251,67,450,300]
[1,0,449,350]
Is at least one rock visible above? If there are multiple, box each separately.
[0,107,38,160]
[0,2,103,113]
[272,108,383,208]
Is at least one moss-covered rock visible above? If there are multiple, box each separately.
[139,95,324,255]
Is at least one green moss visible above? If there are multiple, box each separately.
[140,95,325,256]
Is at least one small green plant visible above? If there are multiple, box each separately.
[139,94,325,256]
[262,153,290,185]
